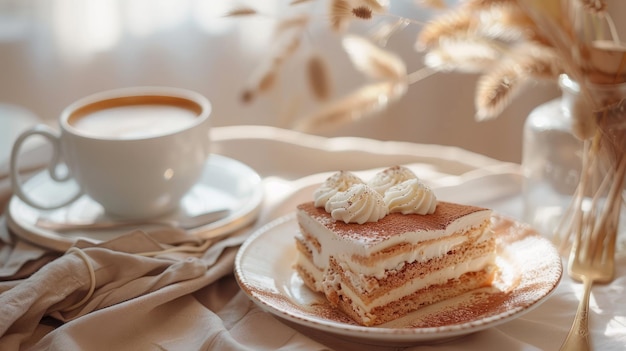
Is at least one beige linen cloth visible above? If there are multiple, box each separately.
[0,125,624,351]
[0,130,331,350]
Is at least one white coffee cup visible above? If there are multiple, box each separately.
[10,87,212,219]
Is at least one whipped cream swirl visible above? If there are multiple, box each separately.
[314,171,364,208]
[325,184,388,224]
[312,166,439,223]
[368,166,417,195]
[384,178,437,215]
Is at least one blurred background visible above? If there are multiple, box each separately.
[0,0,562,163]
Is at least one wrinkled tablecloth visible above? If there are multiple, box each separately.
[1,125,624,351]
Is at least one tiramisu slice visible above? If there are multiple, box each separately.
[294,166,496,326]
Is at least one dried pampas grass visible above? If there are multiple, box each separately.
[369,19,411,46]
[328,0,384,32]
[290,0,315,5]
[417,2,540,51]
[240,32,303,103]
[571,92,596,140]
[223,7,258,17]
[595,99,626,163]
[352,6,374,20]
[474,59,528,121]
[330,0,355,32]
[240,61,278,103]
[516,44,563,79]
[423,36,502,73]
[418,0,595,120]
[274,14,310,35]
[361,0,387,13]
[462,0,519,10]
[293,81,407,132]
[233,0,625,159]
[416,0,448,9]
[580,0,608,14]
[474,43,562,120]
[476,2,538,41]
[307,54,333,101]
[416,9,473,50]
[343,35,407,81]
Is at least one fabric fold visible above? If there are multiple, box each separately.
[0,218,59,281]
[29,247,243,351]
[0,224,247,350]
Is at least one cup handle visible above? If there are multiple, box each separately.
[10,124,84,209]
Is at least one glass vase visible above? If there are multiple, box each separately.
[521,74,626,253]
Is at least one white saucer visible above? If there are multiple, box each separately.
[6,154,263,251]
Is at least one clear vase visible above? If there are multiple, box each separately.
[522,75,584,238]
[522,74,626,253]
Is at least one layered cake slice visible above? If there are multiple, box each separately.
[294,166,497,326]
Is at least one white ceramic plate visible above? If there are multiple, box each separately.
[235,213,563,345]
[7,154,263,251]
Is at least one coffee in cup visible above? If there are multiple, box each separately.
[10,87,212,219]
[68,96,201,139]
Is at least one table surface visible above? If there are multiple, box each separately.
[1,121,625,350]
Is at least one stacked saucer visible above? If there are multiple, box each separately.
[6,154,263,252]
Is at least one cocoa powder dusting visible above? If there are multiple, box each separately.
[297,201,489,245]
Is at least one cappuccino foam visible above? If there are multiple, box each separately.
[70,103,198,139]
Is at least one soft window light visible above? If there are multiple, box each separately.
[51,0,121,61]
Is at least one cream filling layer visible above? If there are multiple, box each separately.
[296,245,496,313]
[341,230,491,279]
[297,210,491,272]
[299,215,492,279]
[296,252,324,291]
[340,254,496,318]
